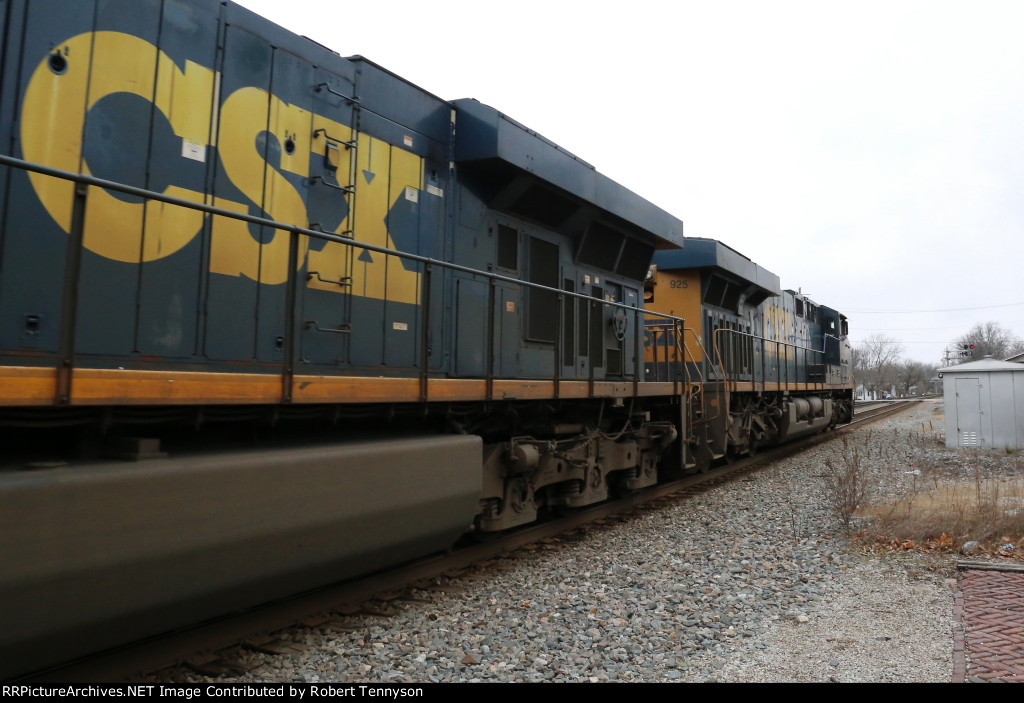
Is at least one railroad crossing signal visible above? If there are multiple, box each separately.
[959,343,975,357]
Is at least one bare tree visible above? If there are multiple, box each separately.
[855,334,904,398]
[896,359,928,396]
[956,321,1024,361]
[921,362,941,394]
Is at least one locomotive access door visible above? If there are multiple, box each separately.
[601,282,637,378]
[576,271,605,380]
[493,284,520,378]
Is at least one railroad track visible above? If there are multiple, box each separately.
[849,399,918,426]
[22,400,916,683]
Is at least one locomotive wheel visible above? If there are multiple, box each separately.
[610,472,638,498]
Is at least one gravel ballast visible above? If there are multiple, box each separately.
[154,401,969,683]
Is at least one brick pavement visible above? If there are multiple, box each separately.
[955,569,1024,683]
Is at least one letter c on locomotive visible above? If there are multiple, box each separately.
[20,31,214,264]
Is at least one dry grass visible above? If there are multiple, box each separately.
[855,476,1024,547]
[825,422,1024,555]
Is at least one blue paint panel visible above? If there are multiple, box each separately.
[137,0,220,359]
[298,287,348,366]
[454,277,487,377]
[383,185,418,369]
[386,188,422,271]
[203,24,271,361]
[356,109,431,160]
[383,299,417,368]
[0,0,98,357]
[450,193,492,272]
[0,185,66,353]
[348,58,450,144]
[494,286,519,377]
[349,295,383,367]
[377,184,447,370]
[159,0,221,69]
[821,306,843,365]
[420,193,447,371]
[387,189,444,272]
[519,346,555,379]
[223,1,358,85]
[254,49,314,362]
[74,0,162,356]
[0,0,20,244]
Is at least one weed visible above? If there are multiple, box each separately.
[853,448,1024,551]
[823,434,874,530]
[826,420,1024,554]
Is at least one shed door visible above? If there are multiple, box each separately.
[955,377,982,447]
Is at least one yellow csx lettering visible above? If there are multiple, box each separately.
[20,31,421,303]
[762,305,795,360]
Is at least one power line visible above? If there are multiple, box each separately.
[850,339,988,344]
[857,324,1024,332]
[841,301,1024,313]
[860,327,1019,333]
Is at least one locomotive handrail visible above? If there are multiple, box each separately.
[709,327,730,385]
[0,153,686,403]
[679,327,718,433]
[313,83,359,105]
[715,327,831,358]
[642,321,711,437]
[307,175,356,193]
[642,320,672,382]
[685,328,723,428]
[0,153,684,322]
[312,127,357,149]
[711,327,828,394]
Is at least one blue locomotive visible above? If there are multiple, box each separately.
[644,238,853,471]
[0,0,852,677]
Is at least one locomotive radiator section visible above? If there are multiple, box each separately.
[0,435,481,680]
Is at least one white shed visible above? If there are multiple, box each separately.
[937,357,1024,449]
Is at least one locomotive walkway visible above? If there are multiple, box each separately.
[953,566,1024,682]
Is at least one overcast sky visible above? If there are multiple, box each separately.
[236,0,1023,365]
